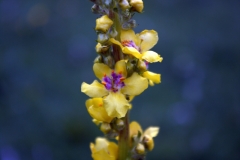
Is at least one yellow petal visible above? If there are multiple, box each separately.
[109,38,123,47]
[121,30,139,45]
[92,119,101,125]
[115,60,127,77]
[129,121,143,138]
[149,80,155,86]
[110,37,142,59]
[143,71,161,84]
[139,30,158,52]
[103,92,130,118]
[142,51,163,63]
[86,98,113,123]
[144,127,160,138]
[94,137,109,150]
[81,81,108,97]
[93,63,112,80]
[107,141,118,159]
[91,138,117,160]
[122,47,142,59]
[121,72,148,96]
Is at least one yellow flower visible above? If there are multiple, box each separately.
[129,121,159,151]
[86,98,113,123]
[110,29,163,63]
[95,15,113,33]
[81,60,148,118]
[130,0,144,13]
[90,137,118,160]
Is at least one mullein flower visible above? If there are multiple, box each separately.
[86,98,113,123]
[95,15,113,33]
[129,121,159,151]
[81,60,148,118]
[90,137,118,160]
[110,29,163,86]
[109,29,163,63]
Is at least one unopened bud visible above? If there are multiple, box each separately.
[135,143,145,155]
[94,55,103,63]
[109,28,118,38]
[126,59,137,76]
[96,43,109,53]
[103,0,112,7]
[137,60,147,72]
[100,123,111,134]
[115,119,124,131]
[91,4,101,14]
[103,55,114,68]
[119,0,130,10]
[130,0,144,13]
[97,33,109,44]
[143,135,154,151]
[122,19,137,30]
[95,15,113,33]
[131,134,138,143]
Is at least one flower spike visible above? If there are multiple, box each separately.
[81,1,163,159]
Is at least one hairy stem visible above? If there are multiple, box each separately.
[118,111,130,160]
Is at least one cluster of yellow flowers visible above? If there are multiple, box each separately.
[81,0,163,159]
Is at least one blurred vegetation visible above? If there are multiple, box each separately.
[0,0,239,159]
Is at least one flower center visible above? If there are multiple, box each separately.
[122,40,140,51]
[101,71,125,92]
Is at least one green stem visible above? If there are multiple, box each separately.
[118,111,130,160]
[111,7,123,62]
[110,4,130,159]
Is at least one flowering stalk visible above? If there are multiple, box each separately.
[81,0,163,159]
[118,111,129,160]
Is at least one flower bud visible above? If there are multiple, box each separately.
[115,119,124,131]
[135,143,145,155]
[103,0,112,7]
[126,59,137,76]
[130,0,144,13]
[137,60,147,72]
[131,134,138,143]
[94,55,103,63]
[97,33,109,44]
[100,122,111,134]
[96,43,109,53]
[122,19,137,30]
[91,4,101,14]
[143,135,154,151]
[106,130,119,139]
[109,28,118,38]
[119,0,130,10]
[95,15,113,33]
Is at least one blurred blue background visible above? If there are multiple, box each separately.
[1,0,240,159]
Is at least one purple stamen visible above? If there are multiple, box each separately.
[122,40,140,52]
[102,71,125,92]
